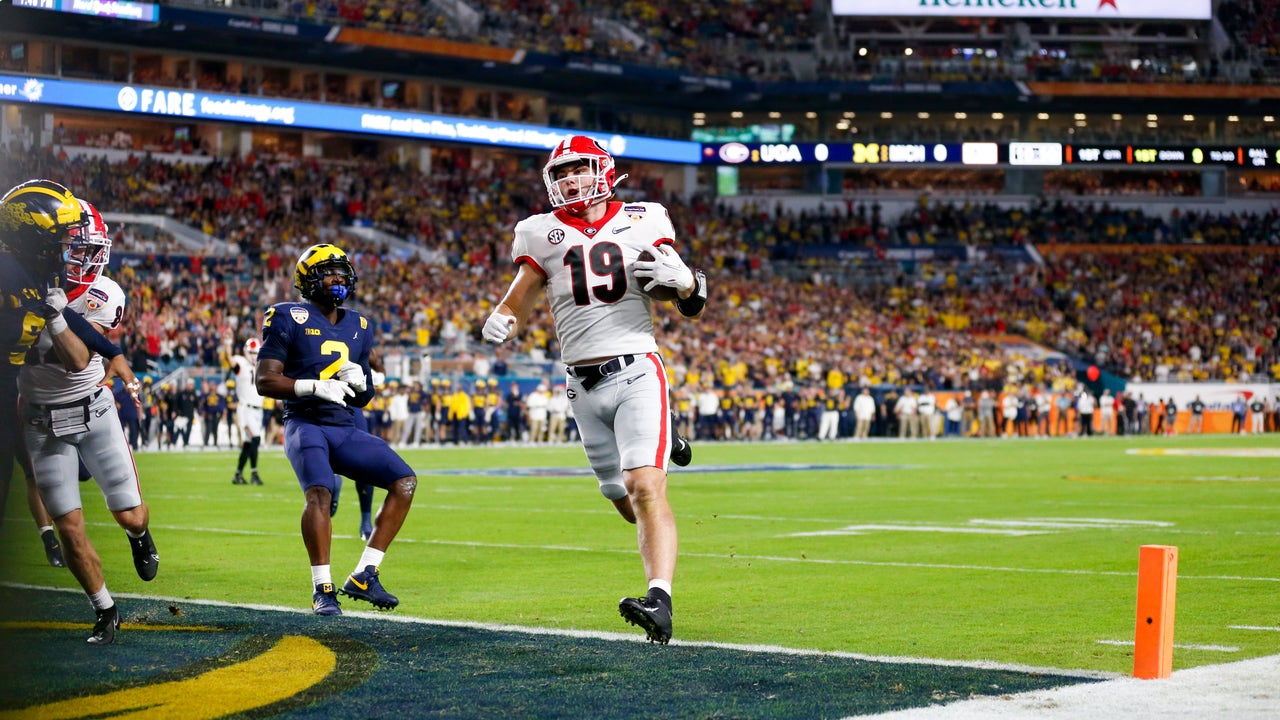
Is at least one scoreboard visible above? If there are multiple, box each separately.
[700,141,1280,168]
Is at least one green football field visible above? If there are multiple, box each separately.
[2,433,1277,717]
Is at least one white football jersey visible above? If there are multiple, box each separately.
[20,276,127,405]
[230,353,264,408]
[512,201,675,364]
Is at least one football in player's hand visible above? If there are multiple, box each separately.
[635,250,681,302]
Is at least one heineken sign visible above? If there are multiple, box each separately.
[832,0,1211,20]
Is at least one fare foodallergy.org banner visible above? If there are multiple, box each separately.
[0,73,701,164]
[832,0,1212,21]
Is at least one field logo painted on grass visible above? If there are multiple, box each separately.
[1127,448,1280,458]
[432,463,916,477]
[786,517,1173,537]
[0,636,336,720]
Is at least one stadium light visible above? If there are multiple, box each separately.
[955,112,967,120]
[905,48,914,56]
[731,111,743,119]
[1112,114,1123,121]
[806,112,817,119]
[1074,113,1086,120]
[1227,115,1239,122]
[1147,114,1158,121]
[1037,113,1050,120]
[1182,115,1195,122]
[768,112,782,119]
[843,111,856,118]
[991,112,1004,120]
[881,112,894,119]
[1266,116,1276,123]
[918,112,931,119]
[858,47,868,57]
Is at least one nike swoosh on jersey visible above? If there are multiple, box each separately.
[612,226,632,234]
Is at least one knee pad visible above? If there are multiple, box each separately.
[599,482,627,501]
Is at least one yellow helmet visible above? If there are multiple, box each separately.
[294,243,357,306]
[1,179,88,278]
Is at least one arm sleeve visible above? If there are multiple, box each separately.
[65,309,123,359]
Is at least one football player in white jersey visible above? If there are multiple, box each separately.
[17,199,156,645]
[483,136,708,644]
[230,337,265,485]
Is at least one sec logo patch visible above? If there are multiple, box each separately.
[548,229,565,245]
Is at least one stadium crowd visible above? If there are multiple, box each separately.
[4,150,1277,407]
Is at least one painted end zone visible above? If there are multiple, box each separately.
[0,588,1097,719]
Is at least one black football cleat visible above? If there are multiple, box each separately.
[87,605,120,645]
[41,529,65,568]
[129,529,159,582]
[312,583,342,616]
[232,472,246,485]
[669,413,692,467]
[250,470,263,486]
[342,565,399,610]
[619,594,673,644]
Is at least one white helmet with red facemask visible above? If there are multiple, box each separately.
[542,136,628,214]
[244,337,261,358]
[64,199,111,298]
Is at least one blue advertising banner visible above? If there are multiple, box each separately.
[160,6,337,40]
[0,73,702,164]
[11,0,159,22]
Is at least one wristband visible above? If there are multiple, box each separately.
[675,270,708,318]
[46,313,68,335]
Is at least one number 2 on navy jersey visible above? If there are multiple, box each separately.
[318,340,350,380]
[564,241,627,305]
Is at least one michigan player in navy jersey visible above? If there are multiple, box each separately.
[256,244,418,616]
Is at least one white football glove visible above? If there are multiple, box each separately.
[336,360,367,392]
[633,244,694,295]
[294,378,356,406]
[483,311,516,344]
[42,288,69,315]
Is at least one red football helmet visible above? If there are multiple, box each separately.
[542,136,627,214]
[244,337,262,357]
[64,199,111,291]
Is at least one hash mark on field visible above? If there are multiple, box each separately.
[101,522,1280,583]
[787,517,1176,537]
[1228,625,1280,632]
[1096,640,1239,652]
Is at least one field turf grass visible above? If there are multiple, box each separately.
[1,432,1276,717]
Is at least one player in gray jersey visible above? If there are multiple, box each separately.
[17,199,157,645]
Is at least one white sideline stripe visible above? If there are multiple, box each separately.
[855,653,1280,720]
[1229,625,1280,632]
[1095,640,1240,652]
[89,522,1280,583]
[0,581,1115,681]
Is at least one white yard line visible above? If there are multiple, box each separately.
[0,581,1113,680]
[85,521,1280,583]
